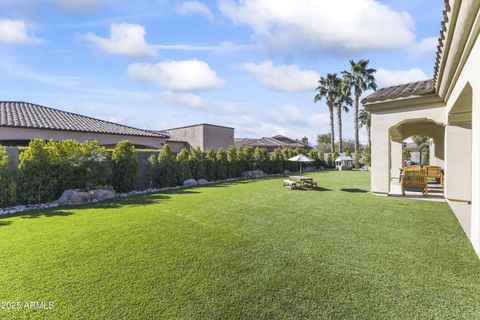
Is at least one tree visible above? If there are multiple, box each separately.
[326,153,334,168]
[176,148,192,183]
[335,77,353,152]
[315,73,342,153]
[343,59,377,152]
[157,144,177,187]
[216,148,228,180]
[253,147,268,171]
[402,145,411,161]
[412,135,429,147]
[353,151,361,169]
[0,146,16,207]
[226,146,238,178]
[345,149,352,157]
[364,146,371,167]
[315,133,332,153]
[189,146,206,179]
[205,147,217,181]
[111,140,139,193]
[270,148,284,173]
[359,108,372,148]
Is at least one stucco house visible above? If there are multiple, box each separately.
[0,101,167,149]
[363,0,480,254]
[0,101,234,153]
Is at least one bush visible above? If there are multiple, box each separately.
[364,146,371,167]
[227,146,239,178]
[190,147,206,179]
[18,139,58,204]
[111,140,139,193]
[353,151,361,169]
[270,148,284,174]
[0,146,16,207]
[216,148,228,180]
[205,148,217,181]
[254,147,268,171]
[326,153,334,168]
[176,148,192,184]
[157,144,177,187]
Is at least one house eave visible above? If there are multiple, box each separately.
[364,93,444,113]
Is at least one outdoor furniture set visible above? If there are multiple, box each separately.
[400,165,444,198]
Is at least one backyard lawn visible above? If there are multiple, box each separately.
[0,171,479,319]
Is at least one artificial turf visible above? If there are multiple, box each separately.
[0,171,479,319]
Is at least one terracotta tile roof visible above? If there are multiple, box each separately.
[0,101,166,138]
[362,79,435,104]
[434,0,452,84]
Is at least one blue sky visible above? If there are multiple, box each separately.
[0,0,443,144]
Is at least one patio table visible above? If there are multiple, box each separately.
[289,176,315,188]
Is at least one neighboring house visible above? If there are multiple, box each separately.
[0,101,167,149]
[0,102,235,153]
[363,0,480,254]
[234,135,312,152]
[403,142,429,164]
[162,124,234,151]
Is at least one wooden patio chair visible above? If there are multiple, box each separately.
[402,169,428,197]
[425,166,443,184]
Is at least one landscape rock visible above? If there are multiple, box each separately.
[241,170,267,179]
[90,188,116,202]
[282,170,290,175]
[183,179,197,187]
[69,191,91,205]
[58,189,75,206]
[197,179,208,186]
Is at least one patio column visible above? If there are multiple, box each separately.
[370,114,390,194]
[390,139,403,181]
[471,86,480,254]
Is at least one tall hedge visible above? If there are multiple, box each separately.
[111,140,139,193]
[216,147,228,180]
[157,144,177,187]
[0,146,16,207]
[205,148,217,181]
[176,148,192,184]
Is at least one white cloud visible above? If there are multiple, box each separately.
[177,1,214,21]
[270,104,305,125]
[408,37,437,57]
[82,23,157,57]
[219,0,414,55]
[240,60,319,92]
[0,19,39,44]
[159,91,206,108]
[127,59,224,91]
[151,41,252,54]
[376,68,429,88]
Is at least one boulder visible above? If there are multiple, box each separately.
[183,179,197,187]
[58,189,75,206]
[69,191,91,205]
[282,170,290,175]
[241,170,266,179]
[90,188,116,202]
[197,179,208,186]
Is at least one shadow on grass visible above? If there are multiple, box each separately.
[0,177,291,224]
[341,188,368,193]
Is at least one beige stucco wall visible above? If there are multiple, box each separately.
[203,125,234,151]
[369,103,445,194]
[0,127,166,149]
[167,124,234,151]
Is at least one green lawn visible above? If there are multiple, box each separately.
[0,171,479,319]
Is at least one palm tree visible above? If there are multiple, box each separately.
[315,73,341,153]
[335,78,353,153]
[359,107,371,148]
[342,59,377,152]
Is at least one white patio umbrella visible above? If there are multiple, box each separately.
[288,154,314,174]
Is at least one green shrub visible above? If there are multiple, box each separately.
[157,144,177,187]
[190,147,206,179]
[227,146,239,178]
[0,146,16,207]
[176,148,192,184]
[254,147,268,171]
[364,146,371,167]
[216,148,228,180]
[270,148,284,174]
[353,151,361,169]
[326,153,334,168]
[205,148,217,181]
[18,139,58,204]
[111,140,139,192]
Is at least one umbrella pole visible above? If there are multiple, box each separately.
[300,162,302,174]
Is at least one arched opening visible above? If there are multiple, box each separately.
[388,118,445,199]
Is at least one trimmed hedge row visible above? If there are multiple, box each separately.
[147,145,329,188]
[0,139,138,205]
